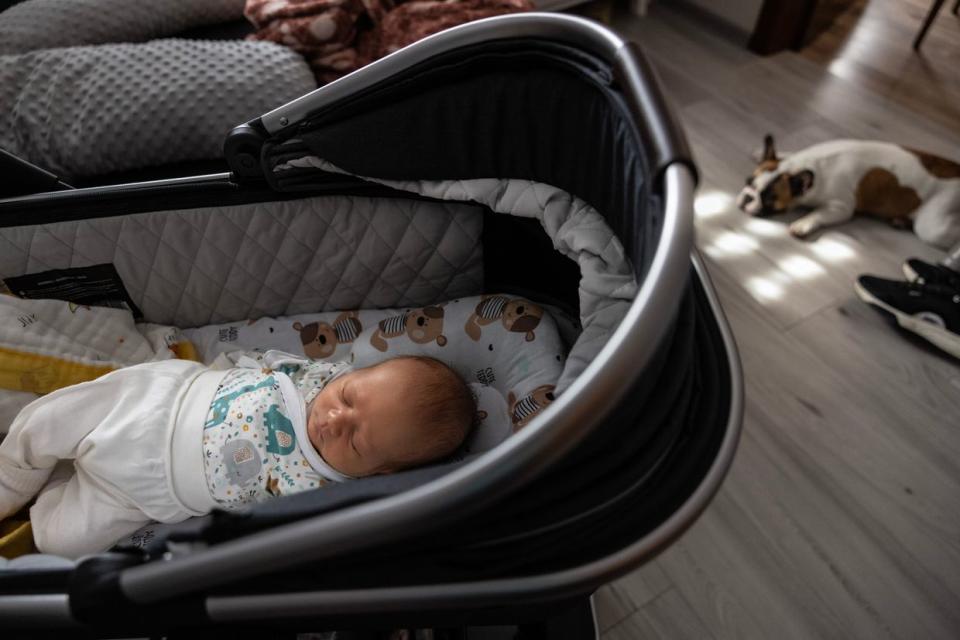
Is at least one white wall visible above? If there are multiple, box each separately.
[675,0,763,33]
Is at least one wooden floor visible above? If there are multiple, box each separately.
[800,0,960,134]
[594,5,960,639]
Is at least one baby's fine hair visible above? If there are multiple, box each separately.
[380,355,475,468]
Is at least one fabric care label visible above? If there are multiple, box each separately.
[3,264,143,319]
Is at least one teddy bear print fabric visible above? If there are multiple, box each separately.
[370,305,448,351]
[294,311,362,359]
[185,293,566,451]
[202,360,348,509]
[507,384,556,430]
[464,295,544,343]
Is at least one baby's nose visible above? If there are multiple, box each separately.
[326,407,344,434]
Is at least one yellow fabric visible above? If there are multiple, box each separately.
[0,512,36,559]
[170,340,200,362]
[0,345,116,395]
[0,341,200,394]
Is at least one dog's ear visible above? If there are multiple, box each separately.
[751,147,792,164]
[789,170,814,196]
[762,134,777,162]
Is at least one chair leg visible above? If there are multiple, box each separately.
[953,0,958,15]
[914,0,948,50]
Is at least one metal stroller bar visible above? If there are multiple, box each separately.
[0,172,232,206]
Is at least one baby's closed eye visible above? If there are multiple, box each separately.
[350,434,361,456]
[341,382,355,407]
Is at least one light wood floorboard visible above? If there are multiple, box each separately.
[598,4,960,638]
[800,0,960,134]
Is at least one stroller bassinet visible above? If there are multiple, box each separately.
[0,13,742,637]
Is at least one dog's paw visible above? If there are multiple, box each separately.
[789,219,817,238]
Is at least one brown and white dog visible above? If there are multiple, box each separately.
[736,135,960,249]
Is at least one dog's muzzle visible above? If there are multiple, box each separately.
[736,186,762,215]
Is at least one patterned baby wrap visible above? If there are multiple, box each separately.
[201,361,347,509]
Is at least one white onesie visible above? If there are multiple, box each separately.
[0,355,350,558]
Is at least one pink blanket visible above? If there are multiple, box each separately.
[245,0,534,82]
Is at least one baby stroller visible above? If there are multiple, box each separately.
[0,13,742,638]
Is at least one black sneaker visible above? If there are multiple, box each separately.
[902,258,960,290]
[855,275,960,359]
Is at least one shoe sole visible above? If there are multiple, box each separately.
[902,262,920,282]
[854,280,960,359]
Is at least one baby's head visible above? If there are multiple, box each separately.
[306,356,474,478]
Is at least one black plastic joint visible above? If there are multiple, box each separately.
[224,121,269,181]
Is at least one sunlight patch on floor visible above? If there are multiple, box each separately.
[695,190,733,219]
[744,217,785,237]
[779,254,826,280]
[694,190,864,308]
[710,231,758,256]
[811,237,857,262]
[746,275,785,301]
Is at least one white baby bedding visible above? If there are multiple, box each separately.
[184,293,567,454]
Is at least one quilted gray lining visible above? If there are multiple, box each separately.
[0,196,484,328]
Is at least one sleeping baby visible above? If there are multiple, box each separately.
[0,354,474,558]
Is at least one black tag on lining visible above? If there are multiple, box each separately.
[3,264,143,319]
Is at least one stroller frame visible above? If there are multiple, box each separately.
[0,13,743,636]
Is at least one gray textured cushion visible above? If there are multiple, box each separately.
[0,38,316,177]
[0,0,246,54]
[0,196,485,327]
